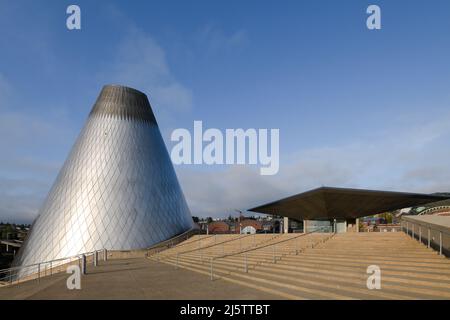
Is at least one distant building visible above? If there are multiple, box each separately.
[239,219,262,233]
[249,187,450,234]
[208,221,230,234]
[206,219,274,234]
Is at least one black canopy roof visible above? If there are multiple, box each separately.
[248,187,450,220]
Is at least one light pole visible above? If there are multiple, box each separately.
[6,233,13,252]
[235,209,243,234]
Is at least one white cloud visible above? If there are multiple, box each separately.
[177,112,450,218]
[0,74,74,223]
[101,27,193,122]
[0,178,49,224]
[0,21,196,223]
[196,25,248,54]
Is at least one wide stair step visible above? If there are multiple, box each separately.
[149,232,450,299]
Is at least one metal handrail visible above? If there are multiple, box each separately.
[418,206,450,216]
[0,248,107,286]
[401,219,449,256]
[401,219,450,236]
[151,226,333,279]
[0,254,78,274]
[146,228,199,251]
[169,234,213,248]
[155,227,331,262]
[145,228,206,258]
[206,227,333,280]
[156,233,261,258]
[0,249,103,274]
[213,226,332,260]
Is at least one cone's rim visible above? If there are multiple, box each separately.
[89,84,157,124]
[102,84,147,97]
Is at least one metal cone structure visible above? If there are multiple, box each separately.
[13,85,193,269]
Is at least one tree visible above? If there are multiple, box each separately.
[192,216,200,223]
[1,224,15,240]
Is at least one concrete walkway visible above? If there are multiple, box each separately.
[0,258,280,300]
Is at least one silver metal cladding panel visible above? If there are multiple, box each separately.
[13,85,193,269]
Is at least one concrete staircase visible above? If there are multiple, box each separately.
[149,232,450,299]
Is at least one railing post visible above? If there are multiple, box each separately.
[244,253,248,273]
[412,224,415,239]
[428,228,431,248]
[94,251,98,267]
[406,222,409,235]
[273,245,276,263]
[419,226,422,243]
[210,258,213,281]
[37,263,40,283]
[81,254,87,275]
[104,248,108,261]
[50,261,52,276]
[440,232,443,256]
[176,253,179,269]
[9,269,12,285]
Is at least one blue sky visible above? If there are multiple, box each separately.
[1,0,450,223]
